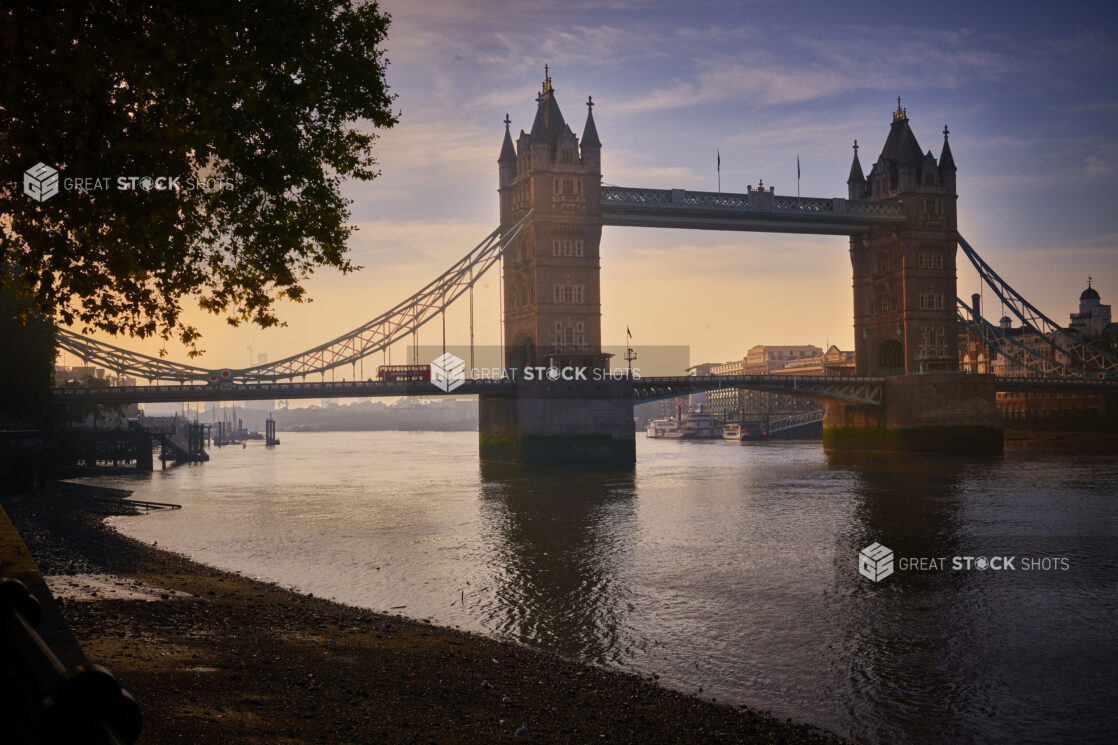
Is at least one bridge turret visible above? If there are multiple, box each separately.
[847,139,866,200]
[581,96,601,161]
[939,124,956,194]
[499,114,517,173]
[581,95,602,218]
[498,114,517,227]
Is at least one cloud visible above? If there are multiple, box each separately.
[1083,143,1118,178]
[346,219,496,269]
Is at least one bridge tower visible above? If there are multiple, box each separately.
[847,99,959,376]
[829,103,1001,452]
[498,67,606,372]
[481,69,634,465]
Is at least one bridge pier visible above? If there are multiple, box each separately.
[479,381,635,465]
[823,373,1002,453]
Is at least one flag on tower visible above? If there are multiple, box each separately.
[717,149,721,192]
[796,154,801,197]
[627,326,632,339]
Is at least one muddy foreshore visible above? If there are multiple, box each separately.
[2,483,846,745]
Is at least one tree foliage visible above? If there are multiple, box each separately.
[0,1,396,355]
[0,287,56,425]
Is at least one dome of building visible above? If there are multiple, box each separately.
[1081,285,1100,301]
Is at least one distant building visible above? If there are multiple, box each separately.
[706,344,845,420]
[782,345,856,376]
[962,281,1115,377]
[744,344,822,371]
[1069,280,1111,341]
[54,365,138,387]
[685,362,719,411]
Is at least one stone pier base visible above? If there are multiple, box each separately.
[824,373,1003,454]
[479,381,635,465]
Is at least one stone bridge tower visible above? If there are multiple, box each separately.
[498,68,605,372]
[847,99,959,376]
[481,70,633,465]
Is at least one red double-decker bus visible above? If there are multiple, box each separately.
[377,364,431,382]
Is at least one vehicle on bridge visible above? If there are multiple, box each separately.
[377,364,431,382]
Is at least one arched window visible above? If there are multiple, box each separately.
[878,339,904,375]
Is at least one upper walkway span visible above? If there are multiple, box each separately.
[600,186,907,235]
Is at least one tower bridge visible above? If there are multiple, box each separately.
[53,71,1118,463]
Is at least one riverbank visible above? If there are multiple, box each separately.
[2,483,845,745]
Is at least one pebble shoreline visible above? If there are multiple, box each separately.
[2,484,847,744]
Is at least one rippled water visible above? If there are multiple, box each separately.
[89,431,1118,744]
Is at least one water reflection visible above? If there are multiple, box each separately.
[97,434,1118,744]
[477,463,639,664]
[831,451,1006,742]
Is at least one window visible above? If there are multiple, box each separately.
[563,178,575,195]
[919,325,948,359]
[553,238,584,257]
[918,252,944,269]
[919,293,945,311]
[553,284,584,304]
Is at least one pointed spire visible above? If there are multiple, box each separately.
[499,113,517,164]
[847,139,866,186]
[529,97,549,142]
[529,67,567,145]
[892,96,907,123]
[939,124,956,170]
[581,95,601,149]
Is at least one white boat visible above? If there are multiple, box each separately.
[647,409,722,439]
[646,417,684,438]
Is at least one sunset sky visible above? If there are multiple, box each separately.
[64,0,1118,375]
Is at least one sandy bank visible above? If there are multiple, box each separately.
[2,484,845,744]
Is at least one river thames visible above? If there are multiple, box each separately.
[87,431,1118,744]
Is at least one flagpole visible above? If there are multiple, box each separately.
[625,326,636,375]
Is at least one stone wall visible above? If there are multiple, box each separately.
[479,380,635,464]
[824,373,1002,453]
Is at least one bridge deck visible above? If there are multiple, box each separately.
[52,375,1118,406]
[600,186,907,235]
